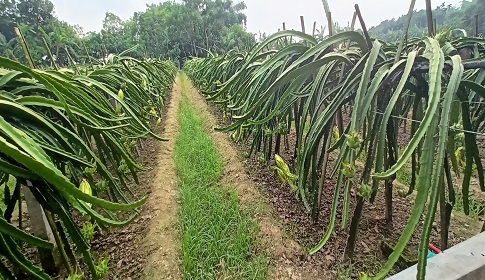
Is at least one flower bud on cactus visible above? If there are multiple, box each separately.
[345,131,362,150]
[118,89,124,100]
[341,161,355,179]
[80,179,92,208]
[357,184,372,199]
[79,179,92,196]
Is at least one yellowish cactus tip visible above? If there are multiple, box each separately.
[118,89,124,100]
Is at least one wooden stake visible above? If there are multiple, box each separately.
[300,16,306,33]
[425,0,435,36]
[45,212,73,274]
[312,21,317,37]
[476,14,479,37]
[354,4,372,48]
[395,0,417,63]
[282,22,288,44]
[351,12,357,30]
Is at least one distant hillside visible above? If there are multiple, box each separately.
[369,0,484,42]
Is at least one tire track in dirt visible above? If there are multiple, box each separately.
[183,78,330,280]
[140,76,182,280]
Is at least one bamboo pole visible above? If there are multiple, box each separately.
[292,16,307,159]
[14,27,35,68]
[81,39,94,70]
[41,37,59,70]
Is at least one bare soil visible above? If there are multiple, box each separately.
[89,77,183,280]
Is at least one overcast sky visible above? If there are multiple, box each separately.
[50,0,463,35]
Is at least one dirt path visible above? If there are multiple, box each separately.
[140,76,182,280]
[89,78,183,279]
[184,79,330,279]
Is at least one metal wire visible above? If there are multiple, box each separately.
[372,110,485,137]
[460,100,485,105]
[401,93,485,106]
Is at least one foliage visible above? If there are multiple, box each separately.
[370,0,485,41]
[80,222,96,243]
[0,0,256,67]
[184,28,485,279]
[0,0,83,67]
[66,273,83,280]
[95,257,109,279]
[0,54,176,279]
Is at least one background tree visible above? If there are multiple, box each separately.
[0,0,256,65]
[0,32,19,61]
[370,0,485,41]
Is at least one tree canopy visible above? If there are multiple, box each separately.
[370,0,485,42]
[0,0,256,66]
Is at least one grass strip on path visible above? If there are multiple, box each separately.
[174,74,267,280]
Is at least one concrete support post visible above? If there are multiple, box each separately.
[23,185,57,274]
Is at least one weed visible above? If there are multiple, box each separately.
[454,192,485,219]
[80,222,96,243]
[396,167,412,187]
[66,273,83,280]
[337,262,354,280]
[95,257,109,279]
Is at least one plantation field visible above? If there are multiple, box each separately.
[204,99,484,277]
[2,0,485,279]
[1,67,485,279]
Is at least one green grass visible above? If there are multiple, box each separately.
[174,74,267,280]
[396,167,412,187]
[453,192,485,219]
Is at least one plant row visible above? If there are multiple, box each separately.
[0,54,176,279]
[184,30,485,279]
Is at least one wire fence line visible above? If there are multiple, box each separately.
[371,110,485,137]
[336,103,485,137]
[400,92,485,106]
